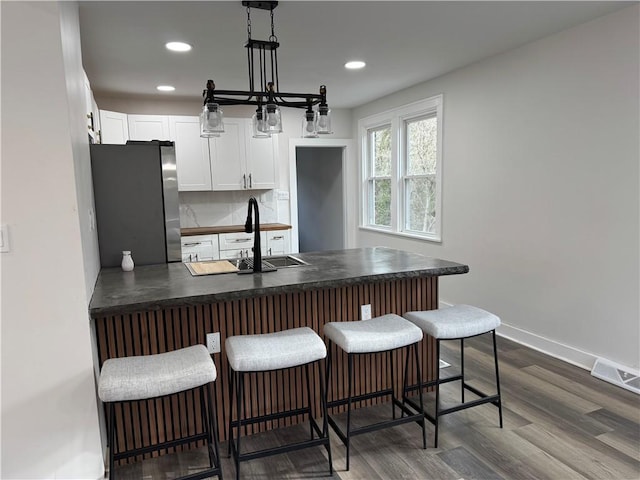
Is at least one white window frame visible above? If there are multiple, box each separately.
[359,95,443,242]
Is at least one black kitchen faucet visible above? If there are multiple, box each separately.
[245,196,263,272]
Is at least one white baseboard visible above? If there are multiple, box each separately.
[495,323,596,371]
[438,300,596,371]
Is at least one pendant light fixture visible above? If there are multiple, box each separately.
[200,1,330,138]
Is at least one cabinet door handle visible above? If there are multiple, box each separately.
[268,247,272,255]
[271,235,284,240]
[194,253,199,261]
[183,242,201,246]
[249,173,252,188]
[233,238,251,243]
[243,174,247,189]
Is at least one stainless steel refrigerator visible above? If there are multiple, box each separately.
[90,140,181,268]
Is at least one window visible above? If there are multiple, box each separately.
[368,126,392,227]
[360,95,443,241]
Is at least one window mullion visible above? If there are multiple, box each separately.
[390,116,400,232]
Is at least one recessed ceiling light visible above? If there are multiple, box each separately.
[157,85,175,92]
[345,60,366,70]
[165,42,192,52]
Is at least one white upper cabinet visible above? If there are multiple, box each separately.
[210,118,248,190]
[128,114,170,141]
[169,116,212,191]
[100,110,129,144]
[246,126,278,189]
[210,118,278,191]
[98,112,277,191]
[83,69,101,143]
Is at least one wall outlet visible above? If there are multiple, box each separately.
[361,304,372,320]
[206,332,221,354]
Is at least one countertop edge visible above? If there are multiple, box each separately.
[89,264,469,317]
[182,223,291,236]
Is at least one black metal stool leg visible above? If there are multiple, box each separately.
[435,340,441,448]
[390,350,396,419]
[235,371,244,480]
[318,357,333,476]
[325,342,332,438]
[492,330,504,428]
[413,343,427,450]
[460,338,465,403]
[200,385,215,469]
[305,363,314,440]
[227,366,235,458]
[108,402,116,480]
[346,353,354,471]
[208,383,223,478]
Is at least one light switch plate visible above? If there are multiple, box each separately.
[360,304,372,320]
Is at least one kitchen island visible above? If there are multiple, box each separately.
[90,247,468,464]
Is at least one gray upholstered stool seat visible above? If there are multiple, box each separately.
[404,304,501,339]
[324,313,426,470]
[99,345,216,402]
[402,304,503,448]
[324,313,423,353]
[225,326,326,372]
[226,326,332,479]
[98,344,223,480]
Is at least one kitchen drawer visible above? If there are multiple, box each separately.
[218,231,266,251]
[265,231,289,256]
[181,234,219,262]
[219,248,251,260]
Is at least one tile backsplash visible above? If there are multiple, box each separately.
[179,190,289,227]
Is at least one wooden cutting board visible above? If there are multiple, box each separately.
[185,260,239,276]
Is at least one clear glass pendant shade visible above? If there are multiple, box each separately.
[252,110,270,138]
[200,103,224,137]
[301,110,318,138]
[262,104,282,134]
[316,105,332,134]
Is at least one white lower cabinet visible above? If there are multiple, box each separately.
[265,230,290,256]
[218,231,267,259]
[181,235,219,263]
[181,230,290,263]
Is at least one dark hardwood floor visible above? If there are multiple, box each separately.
[113,336,640,479]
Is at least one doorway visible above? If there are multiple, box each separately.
[289,139,354,253]
[296,147,344,252]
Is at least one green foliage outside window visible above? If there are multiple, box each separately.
[405,116,437,233]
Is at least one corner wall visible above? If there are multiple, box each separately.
[1,2,103,478]
[353,6,640,370]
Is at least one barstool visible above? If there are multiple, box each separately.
[323,314,426,471]
[403,304,503,447]
[225,327,332,480]
[98,344,223,480]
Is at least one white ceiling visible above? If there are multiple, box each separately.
[79,1,631,109]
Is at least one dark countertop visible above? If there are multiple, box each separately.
[181,223,291,236]
[89,247,469,316]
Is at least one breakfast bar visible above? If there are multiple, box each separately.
[89,247,468,464]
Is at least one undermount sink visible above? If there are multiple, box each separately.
[262,255,309,268]
[235,255,308,272]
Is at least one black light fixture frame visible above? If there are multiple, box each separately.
[202,1,328,112]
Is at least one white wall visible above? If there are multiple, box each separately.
[353,6,639,370]
[1,2,103,478]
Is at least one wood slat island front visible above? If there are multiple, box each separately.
[89,247,468,465]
